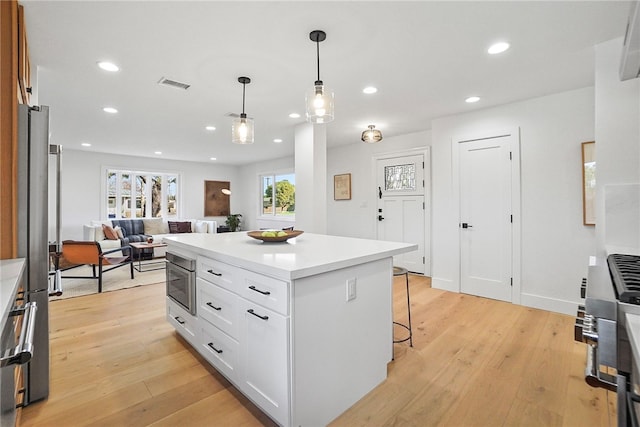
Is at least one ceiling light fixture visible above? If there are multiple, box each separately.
[232,76,254,144]
[361,125,382,143]
[465,96,480,103]
[154,151,162,155]
[273,138,283,143]
[205,126,216,131]
[81,142,91,147]
[103,107,118,114]
[97,61,119,72]
[210,157,217,161]
[306,30,334,124]
[289,113,301,119]
[363,86,378,94]
[488,42,510,55]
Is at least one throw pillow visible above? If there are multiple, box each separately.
[168,221,192,233]
[194,221,208,233]
[102,224,119,240]
[143,218,166,235]
[114,226,125,239]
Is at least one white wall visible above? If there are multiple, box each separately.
[431,87,596,315]
[59,150,239,240]
[326,131,431,239]
[594,38,640,255]
[236,156,295,232]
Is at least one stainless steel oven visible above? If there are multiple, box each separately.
[166,252,196,315]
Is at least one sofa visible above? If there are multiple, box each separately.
[83,218,217,259]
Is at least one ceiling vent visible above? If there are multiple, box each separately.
[157,77,191,90]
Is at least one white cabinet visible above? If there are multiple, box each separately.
[166,297,198,346]
[194,256,290,426]
[237,298,289,425]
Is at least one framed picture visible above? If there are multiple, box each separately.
[334,173,351,200]
[582,141,595,226]
[204,180,231,216]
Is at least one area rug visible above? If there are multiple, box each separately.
[50,263,165,300]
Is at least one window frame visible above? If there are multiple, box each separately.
[258,170,296,221]
[102,167,181,220]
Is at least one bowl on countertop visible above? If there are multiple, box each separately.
[246,230,304,242]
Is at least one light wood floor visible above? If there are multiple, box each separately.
[20,275,615,426]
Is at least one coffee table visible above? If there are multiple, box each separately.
[129,241,169,272]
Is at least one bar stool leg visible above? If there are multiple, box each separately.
[404,271,413,347]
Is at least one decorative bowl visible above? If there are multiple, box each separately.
[246,230,304,242]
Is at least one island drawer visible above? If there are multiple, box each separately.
[167,297,198,346]
[199,323,239,383]
[240,269,289,315]
[197,278,239,339]
[197,256,238,292]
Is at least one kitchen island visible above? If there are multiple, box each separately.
[163,232,417,427]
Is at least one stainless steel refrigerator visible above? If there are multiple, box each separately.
[16,104,59,405]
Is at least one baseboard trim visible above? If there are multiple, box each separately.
[520,293,578,316]
[431,277,457,293]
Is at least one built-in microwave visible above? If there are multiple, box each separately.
[165,252,196,315]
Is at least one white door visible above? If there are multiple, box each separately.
[376,155,425,274]
[459,136,512,302]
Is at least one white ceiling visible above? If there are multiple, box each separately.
[22,1,633,165]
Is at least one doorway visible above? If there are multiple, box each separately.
[375,151,430,275]
[454,130,521,303]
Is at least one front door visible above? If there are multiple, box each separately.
[459,136,513,302]
[376,154,425,274]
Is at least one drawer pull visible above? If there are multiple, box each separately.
[207,342,223,354]
[248,285,271,296]
[206,302,222,311]
[174,316,185,325]
[207,269,222,277]
[247,309,269,321]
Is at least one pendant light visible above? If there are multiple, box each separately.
[232,76,254,144]
[306,30,334,124]
[361,125,382,143]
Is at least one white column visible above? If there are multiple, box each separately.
[294,123,327,233]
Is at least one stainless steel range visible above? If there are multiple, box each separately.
[576,253,640,426]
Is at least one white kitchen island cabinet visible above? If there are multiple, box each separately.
[163,232,417,427]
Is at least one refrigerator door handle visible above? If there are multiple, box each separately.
[1,302,37,367]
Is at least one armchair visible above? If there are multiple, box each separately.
[60,240,134,293]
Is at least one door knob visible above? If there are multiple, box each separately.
[378,215,385,221]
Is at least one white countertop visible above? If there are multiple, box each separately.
[0,258,25,330]
[163,232,417,280]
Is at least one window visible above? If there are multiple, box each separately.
[105,168,179,219]
[261,172,295,218]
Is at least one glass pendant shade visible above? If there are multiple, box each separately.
[306,82,334,124]
[361,125,382,143]
[232,114,254,144]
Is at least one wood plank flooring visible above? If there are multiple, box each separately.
[20,275,615,426]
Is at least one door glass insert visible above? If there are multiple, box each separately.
[384,163,416,191]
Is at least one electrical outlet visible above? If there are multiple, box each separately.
[346,278,356,301]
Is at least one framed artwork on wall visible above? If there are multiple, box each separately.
[582,141,595,226]
[204,180,231,216]
[334,173,351,200]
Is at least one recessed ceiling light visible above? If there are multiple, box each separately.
[273,138,283,143]
[289,113,301,119]
[103,107,118,114]
[488,42,510,55]
[465,96,480,103]
[97,61,119,72]
[81,142,91,147]
[210,157,217,161]
[363,86,378,94]
[205,126,216,131]
[154,151,162,155]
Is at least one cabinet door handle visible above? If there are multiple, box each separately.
[247,309,269,321]
[206,302,222,311]
[174,316,185,325]
[248,285,270,296]
[207,342,223,354]
[207,269,222,277]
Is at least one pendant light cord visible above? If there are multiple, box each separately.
[316,40,321,82]
[241,82,246,115]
